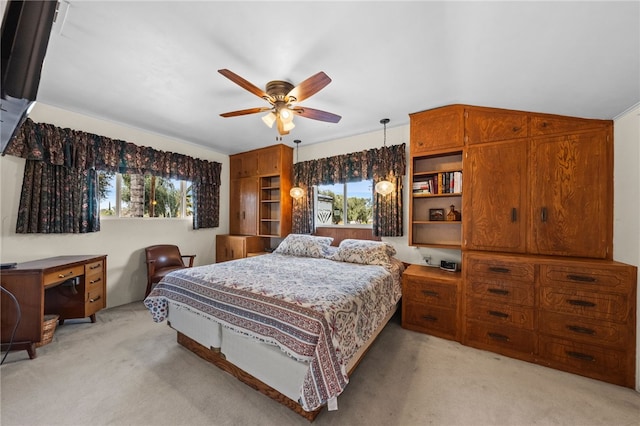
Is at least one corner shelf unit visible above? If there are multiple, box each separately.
[259,175,283,237]
[409,150,463,249]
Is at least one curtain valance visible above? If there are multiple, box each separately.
[6,119,221,185]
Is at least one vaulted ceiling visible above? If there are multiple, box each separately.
[35,1,639,155]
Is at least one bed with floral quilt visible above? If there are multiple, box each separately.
[144,234,404,421]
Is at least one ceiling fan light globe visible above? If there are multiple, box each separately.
[262,112,276,128]
[282,120,295,132]
[279,108,292,121]
[375,180,395,196]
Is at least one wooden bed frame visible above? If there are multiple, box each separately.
[173,228,386,422]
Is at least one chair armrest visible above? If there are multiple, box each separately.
[182,255,196,267]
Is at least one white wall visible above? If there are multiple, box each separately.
[0,103,229,307]
[612,104,640,391]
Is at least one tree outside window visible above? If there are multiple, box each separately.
[316,180,373,226]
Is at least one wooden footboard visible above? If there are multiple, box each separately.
[176,332,323,422]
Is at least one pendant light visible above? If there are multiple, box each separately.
[290,139,305,200]
[375,118,395,196]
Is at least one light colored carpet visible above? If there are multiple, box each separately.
[1,302,639,426]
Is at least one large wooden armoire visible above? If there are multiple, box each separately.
[402,104,637,388]
[222,144,293,262]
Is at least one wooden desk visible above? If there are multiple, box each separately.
[1,255,107,359]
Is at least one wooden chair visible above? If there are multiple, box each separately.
[145,245,195,297]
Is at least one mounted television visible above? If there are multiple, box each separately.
[1,0,57,154]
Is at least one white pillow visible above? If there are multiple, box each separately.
[331,239,395,268]
[274,234,334,258]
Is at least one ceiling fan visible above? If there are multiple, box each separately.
[218,69,342,136]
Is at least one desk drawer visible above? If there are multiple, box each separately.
[44,266,84,287]
[85,288,104,315]
[85,260,104,278]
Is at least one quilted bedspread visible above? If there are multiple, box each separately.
[144,252,403,411]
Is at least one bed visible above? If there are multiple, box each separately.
[143,230,404,421]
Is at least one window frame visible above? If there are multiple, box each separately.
[314,179,374,228]
[98,171,192,219]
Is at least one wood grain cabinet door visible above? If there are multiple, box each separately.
[465,107,528,144]
[229,178,258,235]
[463,140,528,252]
[410,106,465,155]
[528,129,612,258]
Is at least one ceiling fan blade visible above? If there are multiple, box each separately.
[286,72,331,103]
[220,107,271,118]
[292,106,341,123]
[218,69,272,101]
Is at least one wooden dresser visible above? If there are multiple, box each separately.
[404,104,637,389]
[0,255,107,358]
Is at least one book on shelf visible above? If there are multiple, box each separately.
[413,171,462,195]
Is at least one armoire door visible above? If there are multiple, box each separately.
[229,177,258,235]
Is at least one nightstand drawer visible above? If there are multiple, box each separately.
[403,302,457,338]
[404,278,457,308]
[466,300,535,330]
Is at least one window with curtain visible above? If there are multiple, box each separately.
[315,180,373,226]
[292,143,405,237]
[5,118,221,233]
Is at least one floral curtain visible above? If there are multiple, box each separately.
[5,119,221,233]
[291,143,405,236]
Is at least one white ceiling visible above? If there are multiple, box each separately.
[36,1,640,155]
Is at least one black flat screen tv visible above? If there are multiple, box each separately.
[1,0,57,154]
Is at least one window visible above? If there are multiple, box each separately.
[98,172,192,218]
[315,180,373,226]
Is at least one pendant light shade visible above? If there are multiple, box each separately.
[290,139,304,200]
[375,118,395,196]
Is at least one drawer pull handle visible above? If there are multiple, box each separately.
[58,271,74,279]
[511,208,517,223]
[422,290,439,297]
[566,274,596,283]
[567,299,596,308]
[541,207,548,222]
[512,126,521,133]
[487,332,510,342]
[566,351,595,362]
[488,310,509,319]
[566,325,595,335]
[488,288,509,296]
[89,295,102,303]
[89,264,101,270]
[89,278,102,284]
[488,267,510,274]
[422,315,438,322]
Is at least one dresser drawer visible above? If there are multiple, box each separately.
[466,300,535,330]
[540,264,634,294]
[404,278,457,308]
[44,266,84,287]
[465,320,536,356]
[466,256,534,283]
[538,336,630,387]
[539,286,631,322]
[467,279,534,306]
[403,302,457,338]
[539,311,629,349]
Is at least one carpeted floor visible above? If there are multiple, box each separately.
[1,302,639,426]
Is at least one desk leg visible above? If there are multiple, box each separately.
[27,343,36,359]
[90,314,96,323]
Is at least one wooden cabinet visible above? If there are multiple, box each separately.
[461,251,637,388]
[528,130,612,258]
[230,177,258,235]
[216,235,266,263]
[1,255,107,359]
[410,106,465,155]
[401,264,461,341]
[460,107,613,259]
[229,144,293,238]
